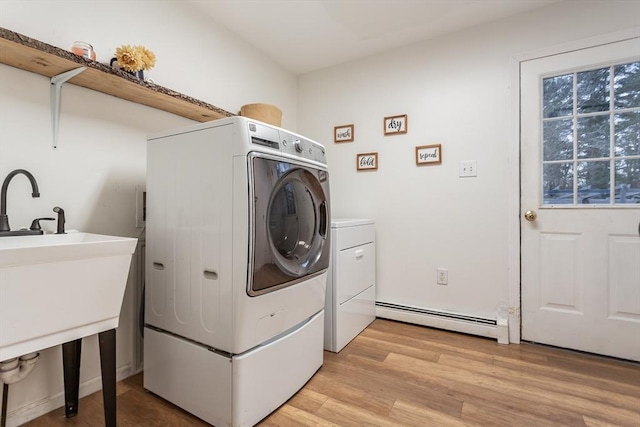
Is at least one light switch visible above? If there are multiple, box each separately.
[459,160,477,177]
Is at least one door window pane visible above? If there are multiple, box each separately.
[577,115,610,159]
[577,161,610,204]
[615,159,640,203]
[577,67,609,113]
[614,62,640,109]
[543,119,573,161]
[543,74,573,118]
[543,163,573,204]
[615,111,640,156]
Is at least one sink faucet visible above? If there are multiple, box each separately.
[0,169,40,233]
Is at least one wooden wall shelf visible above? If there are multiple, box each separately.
[0,28,235,122]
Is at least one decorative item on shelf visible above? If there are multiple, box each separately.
[70,41,96,60]
[111,44,156,80]
[239,103,282,127]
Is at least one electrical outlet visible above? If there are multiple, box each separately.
[459,160,477,177]
[437,268,448,285]
[135,186,146,228]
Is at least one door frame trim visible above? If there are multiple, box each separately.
[508,26,640,344]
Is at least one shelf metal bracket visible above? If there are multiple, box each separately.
[50,67,87,149]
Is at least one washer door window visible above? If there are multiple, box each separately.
[249,155,330,296]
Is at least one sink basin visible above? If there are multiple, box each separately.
[0,231,137,361]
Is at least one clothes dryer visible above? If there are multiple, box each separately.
[324,219,376,352]
[144,117,330,427]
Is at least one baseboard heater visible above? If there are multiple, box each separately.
[375,301,499,340]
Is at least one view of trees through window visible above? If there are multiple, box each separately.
[541,61,639,205]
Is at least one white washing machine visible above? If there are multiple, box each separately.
[324,219,376,352]
[144,117,330,427]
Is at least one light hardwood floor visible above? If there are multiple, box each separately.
[21,319,640,426]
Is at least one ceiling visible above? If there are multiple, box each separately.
[186,0,561,75]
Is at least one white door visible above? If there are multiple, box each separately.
[521,38,640,361]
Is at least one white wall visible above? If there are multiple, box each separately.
[297,1,640,322]
[0,1,296,425]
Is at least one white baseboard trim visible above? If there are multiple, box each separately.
[375,302,500,340]
[5,363,133,427]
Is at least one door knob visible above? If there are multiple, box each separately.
[524,210,537,222]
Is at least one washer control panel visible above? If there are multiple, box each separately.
[247,120,326,165]
[279,131,326,164]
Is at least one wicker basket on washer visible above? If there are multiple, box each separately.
[239,103,282,127]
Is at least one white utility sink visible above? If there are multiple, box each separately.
[0,231,137,361]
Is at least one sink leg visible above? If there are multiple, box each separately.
[99,329,116,427]
[61,331,116,425]
[62,338,82,418]
[2,383,9,427]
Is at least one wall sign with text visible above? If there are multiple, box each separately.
[334,124,354,142]
[384,114,407,135]
[415,144,442,165]
[357,152,378,171]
